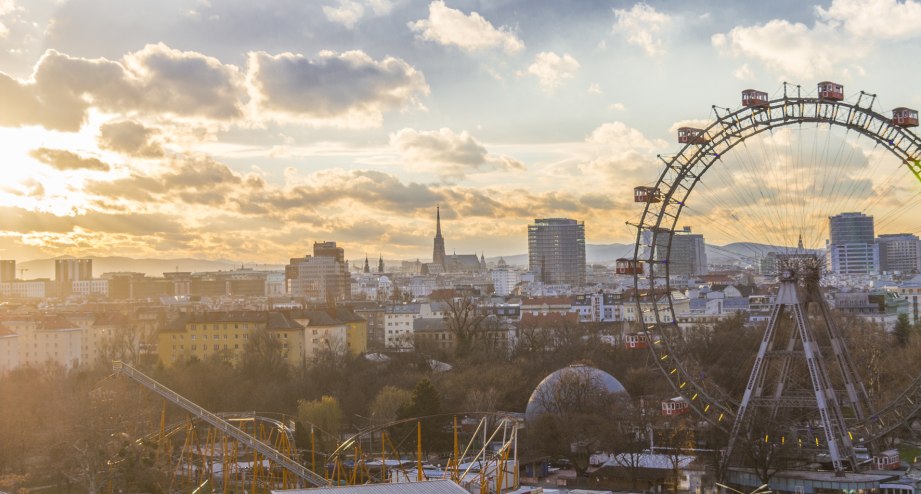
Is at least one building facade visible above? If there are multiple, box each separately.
[877,233,921,274]
[0,260,14,283]
[669,227,708,276]
[286,242,350,303]
[528,218,586,286]
[828,212,879,275]
[55,258,93,283]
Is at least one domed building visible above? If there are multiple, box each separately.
[525,364,629,422]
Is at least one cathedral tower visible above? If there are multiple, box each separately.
[433,205,446,268]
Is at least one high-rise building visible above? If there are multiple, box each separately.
[55,258,93,283]
[0,260,15,282]
[286,242,350,304]
[433,205,446,268]
[877,233,921,274]
[668,226,708,276]
[828,212,878,275]
[528,218,586,286]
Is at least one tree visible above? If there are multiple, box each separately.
[443,296,490,358]
[894,313,912,347]
[298,396,344,453]
[369,386,412,425]
[239,327,289,381]
[397,378,446,453]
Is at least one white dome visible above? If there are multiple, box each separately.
[525,364,628,421]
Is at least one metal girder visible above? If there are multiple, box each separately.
[112,361,328,487]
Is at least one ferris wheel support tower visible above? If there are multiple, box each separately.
[723,255,871,475]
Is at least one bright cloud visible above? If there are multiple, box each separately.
[409,0,524,54]
[711,20,858,80]
[323,0,394,29]
[613,3,670,56]
[817,0,921,41]
[525,52,580,91]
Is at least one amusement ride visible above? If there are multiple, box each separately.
[625,81,921,477]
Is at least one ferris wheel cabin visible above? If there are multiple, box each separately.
[634,186,662,203]
[677,127,709,144]
[817,81,844,101]
[624,333,649,350]
[615,258,643,275]
[893,107,919,127]
[661,397,690,416]
[742,89,769,108]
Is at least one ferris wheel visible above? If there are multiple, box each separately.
[627,82,921,474]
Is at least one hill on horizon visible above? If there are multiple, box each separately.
[18,256,285,279]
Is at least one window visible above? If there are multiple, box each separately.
[214,344,219,350]
[191,345,197,350]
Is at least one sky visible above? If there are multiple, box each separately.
[0,0,919,264]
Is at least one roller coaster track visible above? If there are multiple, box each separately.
[111,361,328,487]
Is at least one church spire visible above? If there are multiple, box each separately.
[436,204,442,237]
[797,233,804,252]
[433,205,446,268]
[378,254,384,273]
[363,254,370,273]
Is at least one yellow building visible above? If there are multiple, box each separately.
[328,308,368,355]
[158,311,305,367]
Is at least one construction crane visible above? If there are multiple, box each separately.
[111,361,328,488]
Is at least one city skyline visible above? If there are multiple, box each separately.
[0,0,920,264]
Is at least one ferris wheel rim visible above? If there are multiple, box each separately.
[630,89,921,438]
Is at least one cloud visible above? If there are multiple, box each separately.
[323,0,365,28]
[0,0,14,38]
[0,43,243,131]
[711,20,855,80]
[98,120,164,157]
[0,206,183,235]
[613,3,671,56]
[246,50,429,127]
[409,0,524,54]
[323,0,394,28]
[588,83,602,94]
[817,0,921,41]
[29,148,111,172]
[525,52,580,91]
[708,0,921,80]
[391,127,525,178]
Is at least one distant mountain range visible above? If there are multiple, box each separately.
[14,241,815,279]
[18,256,285,279]
[490,241,816,267]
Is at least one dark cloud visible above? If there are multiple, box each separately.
[247,50,429,125]
[391,127,525,178]
[0,44,243,131]
[29,148,111,172]
[98,119,164,157]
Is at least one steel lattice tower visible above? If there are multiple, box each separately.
[724,254,873,475]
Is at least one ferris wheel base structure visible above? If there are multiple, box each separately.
[629,82,921,475]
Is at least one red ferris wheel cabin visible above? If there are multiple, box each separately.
[742,89,769,108]
[624,333,649,350]
[677,127,709,145]
[634,186,662,203]
[893,107,919,128]
[615,258,643,275]
[817,81,844,101]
